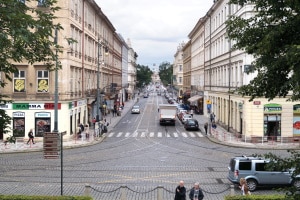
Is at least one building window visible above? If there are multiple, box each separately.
[37,70,49,92]
[179,65,183,72]
[37,0,47,6]
[13,70,26,92]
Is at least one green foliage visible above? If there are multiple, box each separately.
[254,150,300,196]
[0,0,62,135]
[0,195,92,200]
[226,0,300,101]
[136,64,153,88]
[158,62,173,86]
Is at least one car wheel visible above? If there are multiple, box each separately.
[292,178,300,189]
[247,179,257,191]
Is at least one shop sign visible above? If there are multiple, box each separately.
[0,104,12,110]
[13,112,25,117]
[264,103,282,112]
[35,112,51,118]
[293,104,300,113]
[13,103,44,110]
[44,103,61,110]
[77,100,86,106]
[206,100,211,104]
[253,101,261,105]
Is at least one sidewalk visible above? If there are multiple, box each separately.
[0,99,137,154]
[192,113,300,150]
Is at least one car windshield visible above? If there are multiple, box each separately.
[183,115,192,118]
[187,120,196,125]
[133,106,139,109]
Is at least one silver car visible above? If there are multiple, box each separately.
[131,105,140,114]
[227,155,300,191]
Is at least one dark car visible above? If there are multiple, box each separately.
[184,119,199,131]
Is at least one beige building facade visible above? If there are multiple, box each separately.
[178,0,300,141]
[0,0,135,140]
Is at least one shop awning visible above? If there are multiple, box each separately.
[187,95,202,102]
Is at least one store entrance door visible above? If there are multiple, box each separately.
[264,115,281,141]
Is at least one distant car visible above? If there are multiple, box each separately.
[143,93,149,98]
[131,105,140,114]
[184,119,199,131]
[181,114,192,124]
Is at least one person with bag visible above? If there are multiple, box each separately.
[174,180,186,200]
[27,129,35,144]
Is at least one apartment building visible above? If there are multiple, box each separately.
[0,0,136,139]
[127,39,138,99]
[173,43,184,99]
[179,0,300,140]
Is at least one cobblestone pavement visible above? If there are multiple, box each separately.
[0,94,297,200]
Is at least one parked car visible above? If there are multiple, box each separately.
[143,93,149,98]
[181,114,192,124]
[227,155,300,191]
[184,119,199,131]
[131,105,140,114]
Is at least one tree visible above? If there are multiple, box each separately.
[0,0,62,138]
[158,62,173,86]
[136,64,153,88]
[226,0,300,101]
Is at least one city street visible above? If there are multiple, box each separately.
[0,92,290,199]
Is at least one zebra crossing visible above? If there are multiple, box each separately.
[106,131,204,138]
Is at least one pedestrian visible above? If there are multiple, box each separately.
[189,182,204,200]
[190,109,194,118]
[92,117,96,128]
[27,129,35,144]
[239,178,250,195]
[80,123,84,133]
[174,180,186,200]
[210,112,215,122]
[204,122,208,135]
[212,121,217,129]
[85,124,89,139]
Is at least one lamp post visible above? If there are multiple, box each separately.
[96,39,102,136]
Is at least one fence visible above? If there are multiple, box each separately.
[83,184,234,200]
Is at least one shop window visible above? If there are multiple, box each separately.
[13,118,25,137]
[37,0,47,7]
[37,70,49,92]
[13,70,26,92]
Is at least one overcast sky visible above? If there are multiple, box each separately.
[95,0,213,69]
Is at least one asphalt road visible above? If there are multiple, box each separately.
[0,92,290,199]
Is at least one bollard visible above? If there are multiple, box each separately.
[230,184,235,196]
[120,185,127,200]
[157,185,163,200]
[84,184,91,196]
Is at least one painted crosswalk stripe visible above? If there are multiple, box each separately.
[181,132,188,137]
[141,132,146,137]
[132,132,138,137]
[158,132,162,137]
[116,132,123,137]
[166,133,171,137]
[196,132,203,137]
[108,132,114,137]
[173,132,178,137]
[189,132,196,137]
[149,132,154,137]
[125,132,131,137]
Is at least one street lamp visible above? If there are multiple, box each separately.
[96,39,102,136]
[96,40,109,136]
